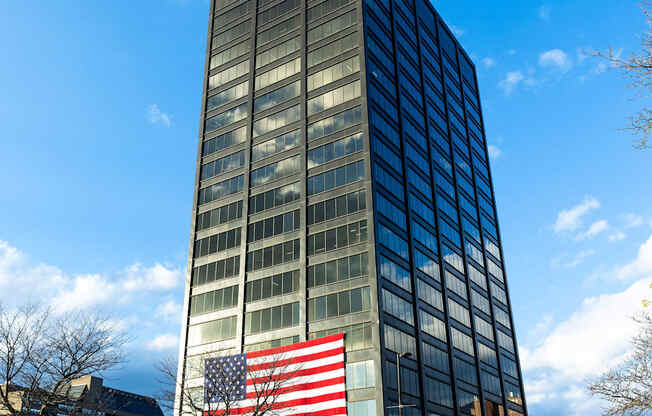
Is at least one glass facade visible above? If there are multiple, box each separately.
[178,0,527,415]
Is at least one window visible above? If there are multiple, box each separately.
[487,258,504,282]
[458,390,481,413]
[308,80,361,116]
[308,105,362,141]
[471,289,490,315]
[502,356,519,378]
[207,80,249,111]
[379,255,411,292]
[307,219,368,255]
[466,240,485,266]
[448,298,471,327]
[203,126,247,157]
[382,289,414,325]
[383,324,416,355]
[409,194,435,224]
[193,227,242,258]
[254,81,301,113]
[256,36,301,69]
[212,21,251,49]
[250,155,301,187]
[475,315,494,341]
[249,182,300,215]
[308,10,358,44]
[442,244,465,274]
[439,218,461,248]
[495,306,511,329]
[307,160,365,195]
[377,223,408,259]
[255,57,301,90]
[490,281,507,305]
[187,316,237,346]
[210,40,250,69]
[445,271,468,300]
[247,209,300,242]
[196,200,243,231]
[412,221,438,254]
[385,362,420,396]
[191,255,240,288]
[245,270,299,303]
[422,342,449,373]
[308,286,371,321]
[253,104,300,137]
[307,132,363,169]
[200,150,245,181]
[452,327,475,356]
[481,372,502,396]
[308,56,360,91]
[468,263,487,289]
[245,302,300,335]
[373,136,402,173]
[209,60,249,90]
[214,2,250,27]
[307,189,366,225]
[205,103,248,133]
[478,342,498,367]
[307,32,359,67]
[420,310,447,342]
[417,279,443,310]
[244,335,300,352]
[454,358,477,385]
[346,360,375,389]
[309,322,373,351]
[505,381,522,405]
[485,237,501,260]
[497,329,514,353]
[373,163,404,201]
[252,129,301,162]
[257,14,301,46]
[347,400,376,416]
[246,239,300,272]
[376,193,406,228]
[307,0,354,22]
[190,284,239,316]
[424,377,453,408]
[258,0,300,27]
[414,249,439,280]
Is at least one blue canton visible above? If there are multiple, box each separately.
[204,353,247,403]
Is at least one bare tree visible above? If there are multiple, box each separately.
[588,313,652,415]
[594,1,652,150]
[0,303,127,416]
[156,352,300,416]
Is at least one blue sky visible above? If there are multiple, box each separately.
[1,1,651,415]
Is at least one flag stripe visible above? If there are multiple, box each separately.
[221,392,346,415]
[244,376,345,399]
[246,346,344,372]
[245,368,345,393]
[245,333,344,359]
[246,361,344,385]
[245,339,345,366]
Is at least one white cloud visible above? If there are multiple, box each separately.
[487,145,502,160]
[539,49,573,72]
[156,300,183,322]
[615,232,652,279]
[553,196,600,233]
[608,231,627,242]
[147,334,179,351]
[521,277,651,414]
[576,219,609,240]
[538,5,551,21]
[122,263,183,292]
[148,104,171,127]
[622,213,645,229]
[507,49,517,55]
[498,71,525,95]
[52,274,117,312]
[552,250,596,268]
[482,58,496,68]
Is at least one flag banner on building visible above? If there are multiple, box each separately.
[203,333,346,416]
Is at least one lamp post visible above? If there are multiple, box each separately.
[388,351,416,416]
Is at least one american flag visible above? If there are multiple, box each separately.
[204,333,346,416]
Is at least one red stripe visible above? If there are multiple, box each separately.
[244,376,345,399]
[247,361,344,386]
[246,346,344,372]
[245,332,344,359]
[225,391,346,415]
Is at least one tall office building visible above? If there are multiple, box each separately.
[176,0,527,415]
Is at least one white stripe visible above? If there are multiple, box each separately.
[262,398,348,415]
[247,353,344,379]
[229,384,345,411]
[246,368,344,393]
[246,339,343,366]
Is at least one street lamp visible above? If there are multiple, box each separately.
[386,351,416,416]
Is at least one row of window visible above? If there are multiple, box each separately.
[254,80,300,113]
[378,255,411,292]
[308,80,361,116]
[308,55,360,92]
[307,9,357,45]
[205,103,247,133]
[253,104,300,137]
[245,270,299,303]
[255,57,300,91]
[212,21,250,50]
[202,126,246,158]
[189,284,239,316]
[307,252,369,288]
[196,200,243,232]
[209,59,249,90]
[245,301,300,335]
[307,189,366,225]
[210,39,249,70]
[249,181,300,215]
[252,129,300,163]
[246,239,300,272]
[307,132,363,169]
[247,209,300,243]
[308,321,373,352]
[307,286,371,321]
[200,150,245,181]
[307,160,365,196]
[257,14,300,46]
[308,105,362,142]
[307,219,368,256]
[194,227,241,258]
[308,31,358,68]
[382,289,414,325]
[250,154,301,187]
[257,0,299,28]
[243,335,299,353]
[207,80,248,112]
[187,315,237,347]
[191,255,240,288]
